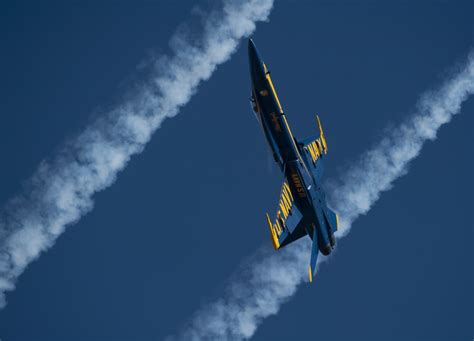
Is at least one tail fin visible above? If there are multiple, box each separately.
[299,115,328,183]
[316,115,328,153]
[308,228,319,283]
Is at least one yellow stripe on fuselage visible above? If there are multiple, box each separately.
[264,65,301,156]
[267,79,282,113]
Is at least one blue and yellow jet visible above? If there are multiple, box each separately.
[248,39,339,282]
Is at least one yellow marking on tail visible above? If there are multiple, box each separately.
[316,115,328,153]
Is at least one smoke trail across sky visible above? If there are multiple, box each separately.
[176,52,474,340]
[0,0,274,308]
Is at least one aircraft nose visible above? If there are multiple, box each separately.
[248,38,258,60]
[248,38,255,50]
[248,38,265,81]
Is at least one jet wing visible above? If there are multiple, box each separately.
[266,181,306,249]
[299,115,328,182]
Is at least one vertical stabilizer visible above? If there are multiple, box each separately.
[316,115,328,153]
[309,228,319,283]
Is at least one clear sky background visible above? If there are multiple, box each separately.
[0,1,472,340]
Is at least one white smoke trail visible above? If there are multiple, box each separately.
[331,53,473,237]
[0,0,274,309]
[176,52,474,340]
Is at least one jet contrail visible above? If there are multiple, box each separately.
[176,52,474,340]
[0,0,274,309]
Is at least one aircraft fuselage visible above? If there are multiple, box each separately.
[248,39,335,256]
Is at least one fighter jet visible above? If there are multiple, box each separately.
[248,39,339,282]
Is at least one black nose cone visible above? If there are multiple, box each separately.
[248,38,265,83]
[248,39,260,65]
[248,38,257,56]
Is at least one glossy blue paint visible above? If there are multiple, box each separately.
[249,39,339,280]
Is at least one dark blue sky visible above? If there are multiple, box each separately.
[0,1,472,340]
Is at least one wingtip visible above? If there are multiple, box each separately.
[266,213,280,250]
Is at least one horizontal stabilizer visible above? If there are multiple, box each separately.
[309,228,319,283]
